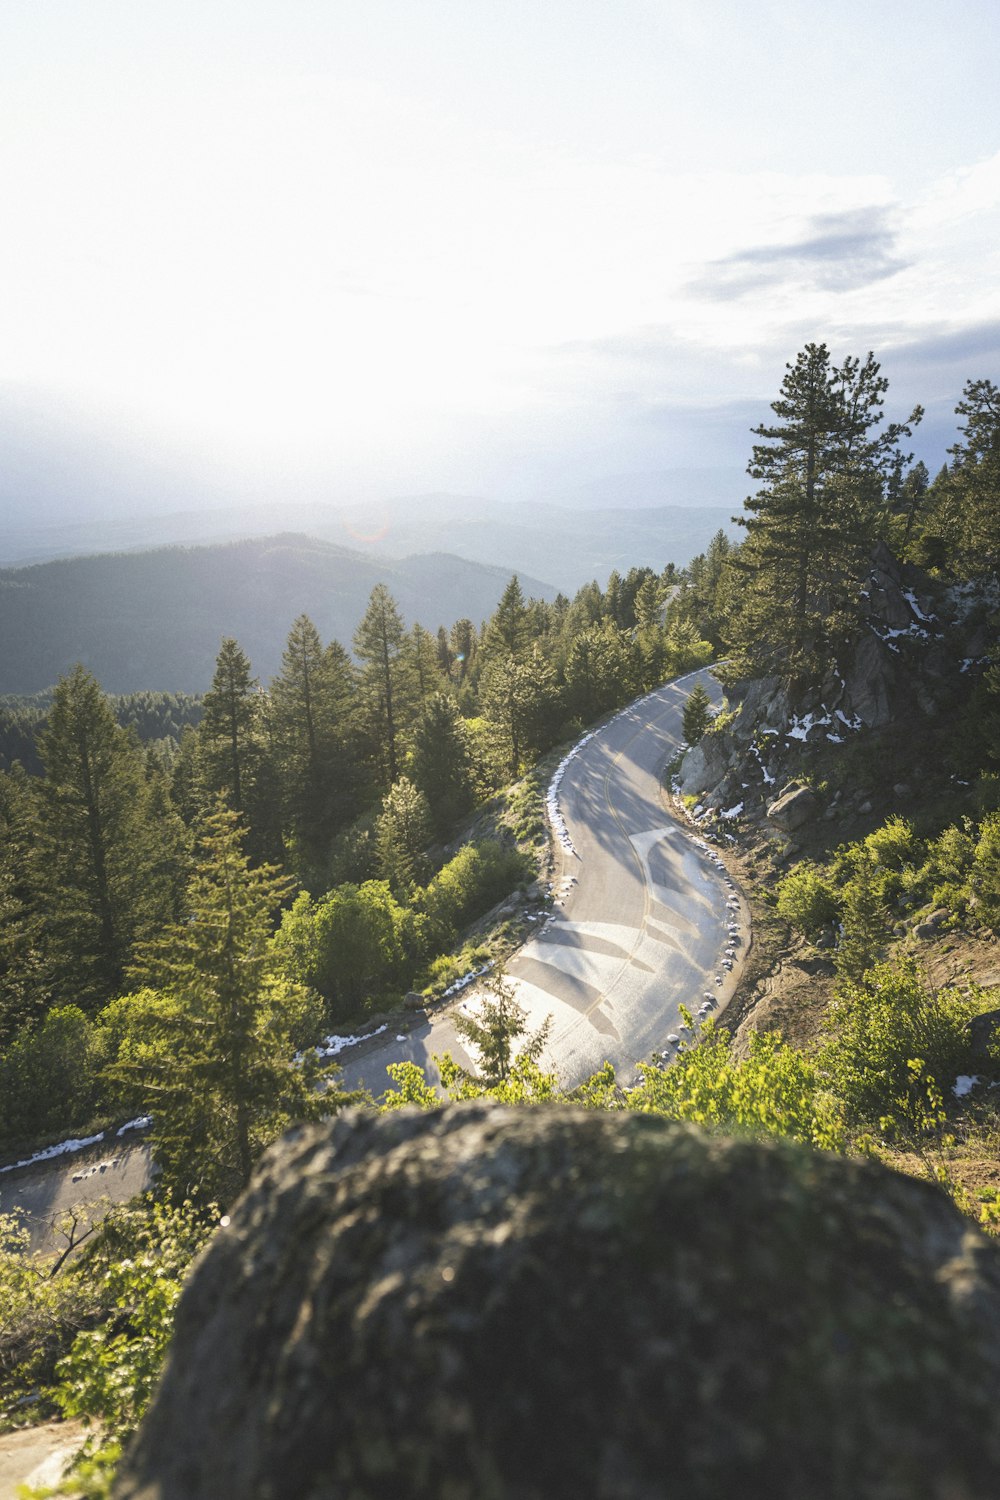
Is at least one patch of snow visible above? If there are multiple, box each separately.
[117,1116,151,1136]
[315,1024,388,1060]
[441,960,495,999]
[0,1131,106,1175]
[720,802,743,819]
[953,1075,980,1099]
[902,589,936,624]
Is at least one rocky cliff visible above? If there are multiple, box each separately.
[679,544,997,838]
[114,1104,1000,1500]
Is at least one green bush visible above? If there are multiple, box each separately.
[271,881,410,1018]
[775,863,839,934]
[818,959,979,1130]
[972,812,1000,927]
[864,815,921,871]
[630,1022,844,1151]
[418,841,532,945]
[917,822,976,914]
[0,1007,107,1150]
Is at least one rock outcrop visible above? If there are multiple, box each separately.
[678,545,994,826]
[115,1104,1000,1500]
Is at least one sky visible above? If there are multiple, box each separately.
[2,0,1000,522]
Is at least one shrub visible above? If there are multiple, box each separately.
[864,815,921,871]
[0,1007,107,1150]
[418,842,531,945]
[972,812,1000,928]
[819,959,979,1130]
[630,1023,844,1151]
[271,881,409,1018]
[775,863,839,934]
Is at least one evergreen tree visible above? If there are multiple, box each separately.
[112,803,341,1206]
[930,379,1000,574]
[682,682,713,745]
[270,617,359,873]
[835,853,889,983]
[354,585,411,788]
[436,625,455,679]
[604,569,625,627]
[199,638,260,817]
[479,649,561,777]
[634,575,668,689]
[375,776,433,895]
[564,621,636,723]
[0,767,47,1042]
[482,575,531,661]
[409,692,476,838]
[451,969,552,1088]
[408,623,444,702]
[448,619,476,684]
[733,343,921,675]
[35,666,186,1009]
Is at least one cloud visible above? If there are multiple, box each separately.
[688,205,910,299]
[883,318,1000,368]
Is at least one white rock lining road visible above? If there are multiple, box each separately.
[339,665,750,1096]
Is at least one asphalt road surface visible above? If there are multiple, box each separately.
[340,666,749,1098]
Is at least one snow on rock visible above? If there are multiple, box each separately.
[902,589,936,624]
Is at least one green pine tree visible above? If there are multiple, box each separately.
[112,802,346,1206]
[35,666,186,1009]
[375,776,433,895]
[732,343,921,676]
[270,616,359,875]
[354,584,412,788]
[409,692,476,838]
[682,682,713,745]
[451,968,552,1089]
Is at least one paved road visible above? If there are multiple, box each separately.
[0,1139,154,1252]
[340,667,749,1097]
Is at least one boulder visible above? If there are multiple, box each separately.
[678,731,733,799]
[402,991,426,1011]
[114,1105,1000,1500]
[766,782,819,831]
[970,1008,1000,1060]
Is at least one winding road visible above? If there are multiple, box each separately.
[2,669,749,1240]
[339,666,748,1097]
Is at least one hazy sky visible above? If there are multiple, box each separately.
[2,0,999,515]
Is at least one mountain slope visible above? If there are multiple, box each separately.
[0,534,558,694]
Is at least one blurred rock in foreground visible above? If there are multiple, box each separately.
[114,1104,1000,1500]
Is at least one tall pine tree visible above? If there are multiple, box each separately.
[733,344,921,675]
[354,585,411,788]
[113,803,344,1206]
[35,666,186,1008]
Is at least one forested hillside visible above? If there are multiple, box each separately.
[0,533,559,694]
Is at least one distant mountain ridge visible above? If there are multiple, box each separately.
[0,533,558,695]
[0,495,740,591]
